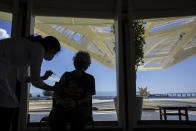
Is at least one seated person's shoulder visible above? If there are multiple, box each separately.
[84,72,93,77]
[85,73,95,80]
[60,71,72,79]
[62,71,71,76]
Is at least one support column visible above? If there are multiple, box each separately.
[115,0,136,131]
[11,0,34,131]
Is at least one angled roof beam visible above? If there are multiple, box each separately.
[145,53,169,59]
[163,46,196,69]
[145,21,196,39]
[144,22,154,37]
[63,25,114,58]
[144,37,169,56]
[170,28,196,57]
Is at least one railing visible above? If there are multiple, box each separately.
[149,92,196,98]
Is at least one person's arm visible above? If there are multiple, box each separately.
[41,70,53,80]
[26,70,53,83]
[29,46,54,91]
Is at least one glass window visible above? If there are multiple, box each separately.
[0,11,12,40]
[28,16,117,122]
[136,16,196,121]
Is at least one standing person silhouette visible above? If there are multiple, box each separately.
[49,51,96,131]
[0,35,61,131]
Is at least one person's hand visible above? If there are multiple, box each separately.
[44,70,53,78]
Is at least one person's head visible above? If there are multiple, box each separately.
[73,51,91,71]
[42,36,61,61]
[28,35,61,61]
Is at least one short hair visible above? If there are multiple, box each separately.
[73,51,91,70]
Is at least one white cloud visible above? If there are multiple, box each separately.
[0,28,10,40]
[48,76,60,82]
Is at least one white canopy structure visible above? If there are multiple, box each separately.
[142,16,196,71]
[1,11,196,71]
[34,16,116,70]
[34,16,196,71]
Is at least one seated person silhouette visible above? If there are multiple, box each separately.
[49,51,95,131]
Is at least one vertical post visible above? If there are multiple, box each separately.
[127,0,137,129]
[178,109,182,121]
[11,0,34,130]
[115,0,127,128]
[115,0,136,131]
[185,108,189,121]
[159,107,163,120]
[164,109,167,120]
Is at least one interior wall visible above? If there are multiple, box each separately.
[132,0,196,19]
[1,0,196,24]
[32,0,116,19]
[0,0,13,12]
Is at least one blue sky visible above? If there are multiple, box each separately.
[1,19,196,96]
[137,56,196,94]
[31,46,117,96]
[0,21,117,96]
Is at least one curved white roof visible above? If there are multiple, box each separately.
[142,16,196,71]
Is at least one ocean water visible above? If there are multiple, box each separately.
[94,91,116,96]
